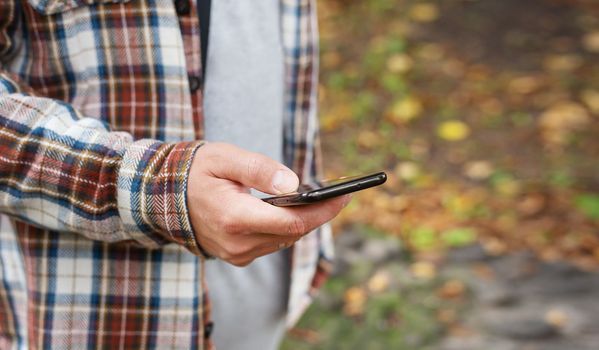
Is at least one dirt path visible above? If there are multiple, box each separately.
[441,244,599,349]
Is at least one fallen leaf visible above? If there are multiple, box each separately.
[372,192,393,211]
[575,194,599,220]
[543,54,583,72]
[288,328,321,344]
[320,104,352,131]
[409,138,431,159]
[368,271,391,293]
[395,162,421,181]
[437,280,466,299]
[544,309,568,328]
[540,247,562,262]
[357,130,382,149]
[441,228,477,247]
[437,120,470,141]
[448,324,476,338]
[410,261,437,280]
[539,102,590,130]
[517,194,546,216]
[482,238,508,256]
[409,3,440,23]
[418,43,445,61]
[343,287,367,316]
[463,161,494,180]
[386,53,413,73]
[539,102,591,145]
[322,51,342,68]
[390,195,410,212]
[472,263,496,280]
[387,97,423,124]
[441,59,466,78]
[410,227,437,251]
[594,247,599,261]
[580,89,599,114]
[466,64,491,81]
[508,75,543,95]
[479,98,504,115]
[495,178,521,197]
[436,308,457,324]
[582,31,599,53]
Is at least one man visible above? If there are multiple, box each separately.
[0,0,346,349]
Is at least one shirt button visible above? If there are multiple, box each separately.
[174,0,191,16]
[188,75,202,93]
[204,321,214,339]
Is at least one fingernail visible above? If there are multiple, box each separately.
[272,170,298,194]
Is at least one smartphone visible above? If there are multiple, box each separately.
[262,171,387,207]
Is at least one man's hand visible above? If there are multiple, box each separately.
[187,142,350,266]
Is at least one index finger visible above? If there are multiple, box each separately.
[230,193,351,237]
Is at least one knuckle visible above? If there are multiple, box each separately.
[246,156,262,179]
[287,216,308,237]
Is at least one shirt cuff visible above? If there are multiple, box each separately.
[117,139,206,256]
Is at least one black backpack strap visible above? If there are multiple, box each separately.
[198,0,211,81]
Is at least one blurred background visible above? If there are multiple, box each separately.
[282,0,598,349]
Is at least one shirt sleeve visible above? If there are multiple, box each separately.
[0,72,205,255]
[0,3,205,255]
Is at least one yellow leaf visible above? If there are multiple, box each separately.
[409,3,440,23]
[582,31,599,53]
[495,179,521,197]
[410,261,437,280]
[388,97,423,124]
[343,287,367,316]
[580,89,599,114]
[437,121,470,141]
[394,162,421,181]
[386,53,413,73]
[367,271,391,293]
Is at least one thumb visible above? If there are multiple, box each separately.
[200,142,299,194]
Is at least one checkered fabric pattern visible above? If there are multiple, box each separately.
[0,0,333,349]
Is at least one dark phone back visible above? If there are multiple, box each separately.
[263,172,387,206]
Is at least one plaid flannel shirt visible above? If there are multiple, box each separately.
[0,0,334,349]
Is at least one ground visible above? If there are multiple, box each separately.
[282,0,598,348]
[283,231,599,349]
